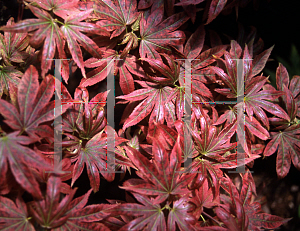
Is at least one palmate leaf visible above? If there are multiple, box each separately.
[140,54,180,85]
[60,9,109,79]
[82,48,145,94]
[29,176,112,231]
[217,173,291,230]
[0,195,35,231]
[117,81,176,134]
[111,193,197,230]
[214,105,270,156]
[187,117,238,193]
[0,5,108,82]
[94,0,140,38]
[71,129,127,192]
[0,66,22,98]
[0,17,29,65]
[30,0,80,18]
[263,124,300,178]
[210,44,289,130]
[139,5,189,60]
[121,137,194,205]
[271,64,300,128]
[111,193,167,230]
[0,5,67,80]
[192,117,237,158]
[167,196,198,231]
[173,25,227,118]
[0,132,52,199]
[0,65,70,140]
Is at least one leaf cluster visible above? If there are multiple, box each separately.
[0,0,298,230]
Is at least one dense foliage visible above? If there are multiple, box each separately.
[0,0,299,230]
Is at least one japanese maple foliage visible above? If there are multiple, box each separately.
[0,0,297,230]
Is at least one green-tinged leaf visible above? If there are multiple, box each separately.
[94,0,140,38]
[0,196,35,231]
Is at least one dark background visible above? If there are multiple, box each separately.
[1,0,300,230]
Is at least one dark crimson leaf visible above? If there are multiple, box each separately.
[184,24,205,60]
[240,173,292,230]
[276,63,289,92]
[189,178,219,219]
[71,128,127,192]
[211,44,289,130]
[263,124,300,178]
[140,54,180,85]
[0,5,108,82]
[251,46,273,77]
[82,49,145,94]
[167,196,197,231]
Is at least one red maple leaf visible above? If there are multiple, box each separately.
[215,173,291,230]
[28,175,113,230]
[94,0,140,38]
[139,5,189,60]
[121,136,194,204]
[0,131,52,199]
[0,195,35,230]
[82,48,145,94]
[0,65,70,140]
[0,4,109,82]
[117,80,176,136]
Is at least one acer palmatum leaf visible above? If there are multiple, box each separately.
[94,0,140,38]
[117,81,176,133]
[263,124,300,178]
[0,5,67,80]
[60,9,109,79]
[30,0,80,18]
[0,132,52,199]
[29,175,113,230]
[0,66,22,98]
[82,49,145,94]
[0,17,29,65]
[139,5,189,60]
[121,136,194,205]
[0,65,71,140]
[71,129,127,192]
[217,173,291,230]
[0,6,108,82]
[110,192,167,230]
[0,195,35,231]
